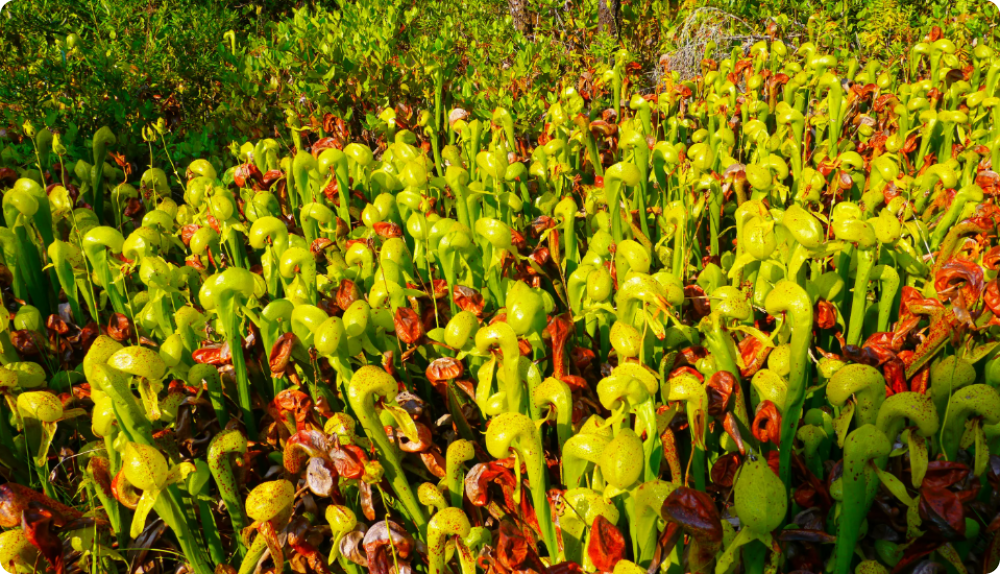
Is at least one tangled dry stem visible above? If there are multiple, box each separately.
[659,7,773,82]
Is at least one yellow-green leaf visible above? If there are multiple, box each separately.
[383,404,420,443]
[936,543,968,574]
[975,422,988,477]
[908,432,928,488]
[130,488,161,539]
[906,503,923,540]
[873,463,916,507]
[715,526,754,574]
[833,402,854,448]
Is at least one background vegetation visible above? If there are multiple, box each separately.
[1,0,997,169]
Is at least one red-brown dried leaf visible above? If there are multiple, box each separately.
[587,514,626,572]
[393,307,424,345]
[23,505,64,574]
[837,170,854,191]
[430,279,449,300]
[272,389,317,432]
[0,168,18,187]
[685,284,711,319]
[45,314,71,337]
[269,333,296,377]
[766,450,781,475]
[986,280,1000,316]
[815,299,837,330]
[752,401,781,446]
[908,361,930,394]
[358,480,375,522]
[705,371,735,417]
[10,330,40,355]
[733,59,753,75]
[496,519,544,572]
[426,357,464,382]
[192,344,231,366]
[983,246,1000,272]
[0,484,81,528]
[330,444,368,480]
[934,259,985,304]
[364,521,414,574]
[793,483,824,509]
[465,462,517,508]
[892,533,944,574]
[334,279,360,311]
[899,286,945,320]
[257,520,285,573]
[864,331,898,352]
[322,114,348,138]
[87,457,114,498]
[529,246,551,269]
[882,181,903,203]
[722,411,746,456]
[738,336,771,378]
[977,171,1000,196]
[561,375,588,391]
[234,163,265,190]
[531,215,557,234]
[167,379,198,396]
[420,449,447,478]
[849,83,878,102]
[453,286,485,316]
[659,486,723,545]
[70,384,92,403]
[883,357,908,396]
[675,346,708,368]
[710,453,741,488]
[310,238,334,258]
[185,255,206,270]
[373,222,403,238]
[922,461,971,489]
[861,335,898,366]
[768,73,790,90]
[546,562,583,574]
[572,347,596,372]
[262,169,284,188]
[393,422,433,453]
[872,94,899,113]
[545,313,574,379]
[921,486,966,536]
[589,120,617,138]
[283,430,329,473]
[109,151,129,172]
[288,534,332,574]
[984,530,1000,574]
[305,457,338,498]
[311,137,342,157]
[107,313,133,342]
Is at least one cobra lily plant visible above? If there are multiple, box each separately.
[1,23,1000,574]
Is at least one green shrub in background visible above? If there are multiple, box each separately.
[1,0,997,181]
[1,0,669,173]
[0,0,297,167]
